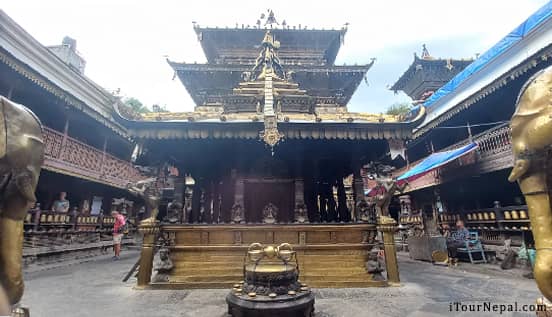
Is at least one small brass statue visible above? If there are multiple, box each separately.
[230,203,245,224]
[293,204,308,223]
[262,203,278,224]
[127,177,159,224]
[0,97,44,313]
[508,66,552,307]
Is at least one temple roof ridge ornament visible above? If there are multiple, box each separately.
[420,44,433,60]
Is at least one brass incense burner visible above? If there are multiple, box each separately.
[226,243,314,317]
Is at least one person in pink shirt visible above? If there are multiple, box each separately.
[111,210,126,260]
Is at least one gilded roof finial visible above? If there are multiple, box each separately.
[249,31,284,81]
[421,44,433,60]
[265,9,279,26]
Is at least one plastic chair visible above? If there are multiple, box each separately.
[457,231,487,264]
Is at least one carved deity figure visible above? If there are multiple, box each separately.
[165,200,182,224]
[230,203,245,224]
[508,66,552,304]
[294,204,308,223]
[152,248,174,283]
[262,203,278,224]
[366,246,385,281]
[355,199,371,222]
[0,97,44,310]
[374,177,407,217]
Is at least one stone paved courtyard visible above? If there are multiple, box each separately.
[21,251,542,317]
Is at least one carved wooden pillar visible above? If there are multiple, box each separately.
[58,118,70,159]
[293,178,305,222]
[202,180,213,223]
[337,178,349,222]
[352,164,365,222]
[318,193,328,222]
[327,182,338,222]
[212,180,221,223]
[304,161,319,223]
[99,137,108,175]
[190,177,202,223]
[173,176,185,223]
[234,176,245,219]
[221,169,235,223]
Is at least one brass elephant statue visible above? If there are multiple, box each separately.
[0,96,44,308]
[508,66,552,303]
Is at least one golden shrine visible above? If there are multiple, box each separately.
[115,12,425,289]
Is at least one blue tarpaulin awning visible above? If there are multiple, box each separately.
[422,2,552,110]
[396,142,478,182]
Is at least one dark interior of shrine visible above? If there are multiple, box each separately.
[139,137,390,224]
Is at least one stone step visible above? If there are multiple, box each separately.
[171,267,368,277]
[156,278,385,289]
[172,259,366,269]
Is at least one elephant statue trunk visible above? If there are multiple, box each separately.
[508,66,552,303]
[0,96,44,307]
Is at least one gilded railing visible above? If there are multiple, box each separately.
[42,127,143,188]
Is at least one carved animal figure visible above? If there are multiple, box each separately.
[508,66,552,302]
[0,96,44,306]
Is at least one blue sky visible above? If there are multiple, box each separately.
[2,0,549,113]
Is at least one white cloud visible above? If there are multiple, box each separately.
[2,0,549,112]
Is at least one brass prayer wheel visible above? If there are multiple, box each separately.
[504,211,511,220]
[483,212,489,220]
[490,212,496,220]
[511,210,519,220]
[477,213,483,220]
[519,210,528,219]
[466,214,472,220]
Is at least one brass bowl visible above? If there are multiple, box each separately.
[247,292,256,298]
[288,291,296,296]
[504,211,511,220]
[268,293,277,298]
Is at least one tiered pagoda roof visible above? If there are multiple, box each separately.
[391,45,473,102]
[116,11,426,144]
[168,12,372,113]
